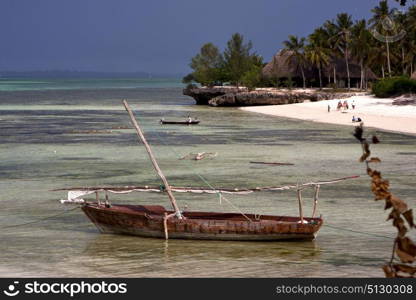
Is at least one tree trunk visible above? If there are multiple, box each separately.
[300,65,306,89]
[364,68,368,90]
[328,69,331,86]
[382,65,385,79]
[345,46,351,90]
[318,66,323,90]
[333,65,337,85]
[386,38,391,77]
[360,59,364,90]
[365,66,368,90]
[402,46,405,75]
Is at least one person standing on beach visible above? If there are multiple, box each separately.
[352,100,356,110]
[343,100,349,110]
[328,105,330,112]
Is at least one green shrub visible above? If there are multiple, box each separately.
[260,77,282,88]
[241,66,262,91]
[282,77,294,90]
[372,77,416,98]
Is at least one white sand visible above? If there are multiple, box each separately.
[240,95,416,135]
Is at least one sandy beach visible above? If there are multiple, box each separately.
[241,95,416,136]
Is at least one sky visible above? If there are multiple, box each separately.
[0,0,408,75]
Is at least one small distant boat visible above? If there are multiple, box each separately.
[160,119,200,125]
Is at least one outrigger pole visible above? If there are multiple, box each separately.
[123,100,183,219]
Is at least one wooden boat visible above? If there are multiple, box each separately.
[58,100,358,241]
[160,119,200,125]
[81,203,322,241]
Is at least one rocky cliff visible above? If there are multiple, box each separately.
[183,86,248,105]
[183,86,366,107]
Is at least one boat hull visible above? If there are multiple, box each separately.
[81,203,323,241]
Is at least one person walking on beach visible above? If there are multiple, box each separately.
[337,101,342,111]
[352,100,356,110]
[328,105,330,112]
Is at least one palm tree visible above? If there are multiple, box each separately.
[306,29,330,89]
[404,39,416,76]
[394,11,409,75]
[331,13,354,89]
[351,20,373,89]
[323,20,342,86]
[369,0,397,77]
[282,35,307,88]
[404,7,416,75]
[369,43,388,78]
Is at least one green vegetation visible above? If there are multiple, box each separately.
[223,33,263,87]
[185,1,416,94]
[183,43,224,86]
[372,76,416,97]
[240,65,262,91]
[183,33,263,87]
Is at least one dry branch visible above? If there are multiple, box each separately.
[353,124,415,278]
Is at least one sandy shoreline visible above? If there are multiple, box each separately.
[240,95,416,136]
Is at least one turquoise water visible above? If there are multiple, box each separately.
[0,78,183,91]
[0,79,415,277]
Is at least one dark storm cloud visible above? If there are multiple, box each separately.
[0,0,404,74]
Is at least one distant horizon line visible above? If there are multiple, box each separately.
[0,70,185,79]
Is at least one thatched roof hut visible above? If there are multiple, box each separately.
[262,50,377,87]
[262,50,316,79]
[324,56,377,80]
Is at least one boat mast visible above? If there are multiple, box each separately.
[123,100,183,219]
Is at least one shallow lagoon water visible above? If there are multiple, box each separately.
[0,79,415,277]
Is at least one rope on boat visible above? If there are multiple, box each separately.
[325,223,394,240]
[3,206,80,229]
[154,127,253,222]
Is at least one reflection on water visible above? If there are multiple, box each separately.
[0,82,415,277]
[84,234,321,260]
[76,235,321,277]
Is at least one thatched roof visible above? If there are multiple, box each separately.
[262,50,316,78]
[263,50,377,80]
